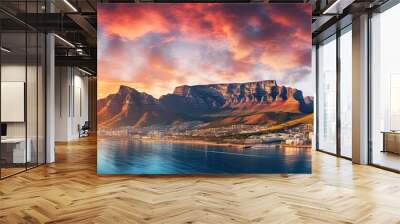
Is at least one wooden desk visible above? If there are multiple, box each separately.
[1,138,31,163]
[382,131,400,154]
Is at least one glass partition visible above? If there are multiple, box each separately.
[317,35,337,154]
[370,3,400,171]
[0,2,46,179]
[1,30,28,177]
[339,27,352,158]
[27,31,38,169]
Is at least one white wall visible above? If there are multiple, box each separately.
[55,67,69,141]
[72,73,89,138]
[1,65,26,139]
[55,67,89,141]
[1,63,46,164]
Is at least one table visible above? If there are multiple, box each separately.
[1,138,31,163]
[381,131,400,154]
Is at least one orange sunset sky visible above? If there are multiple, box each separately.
[98,3,312,99]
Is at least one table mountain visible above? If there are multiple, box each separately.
[98,81,313,128]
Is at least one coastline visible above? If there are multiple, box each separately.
[140,138,246,148]
[98,136,311,149]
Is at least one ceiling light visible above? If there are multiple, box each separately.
[78,67,93,76]
[63,0,78,12]
[54,34,75,48]
[1,47,11,53]
[323,0,355,15]
[76,48,85,55]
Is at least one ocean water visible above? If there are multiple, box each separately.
[97,139,311,174]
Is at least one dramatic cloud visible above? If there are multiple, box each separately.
[98,3,312,98]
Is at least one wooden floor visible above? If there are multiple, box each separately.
[372,151,400,171]
[1,167,26,178]
[1,137,400,224]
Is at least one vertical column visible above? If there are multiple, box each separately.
[46,1,55,163]
[312,45,317,150]
[336,30,341,156]
[352,14,369,164]
[315,45,320,151]
[46,33,55,163]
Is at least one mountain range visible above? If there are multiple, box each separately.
[97,80,313,129]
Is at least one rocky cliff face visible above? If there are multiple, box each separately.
[98,81,314,128]
[98,85,173,128]
[174,80,279,104]
[170,80,313,113]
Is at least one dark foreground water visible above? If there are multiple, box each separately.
[97,139,311,174]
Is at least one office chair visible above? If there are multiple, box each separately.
[79,121,90,138]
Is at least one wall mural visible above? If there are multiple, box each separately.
[97,3,313,174]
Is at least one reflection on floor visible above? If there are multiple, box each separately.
[1,163,42,178]
[0,137,400,223]
[0,167,25,177]
[373,151,400,171]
